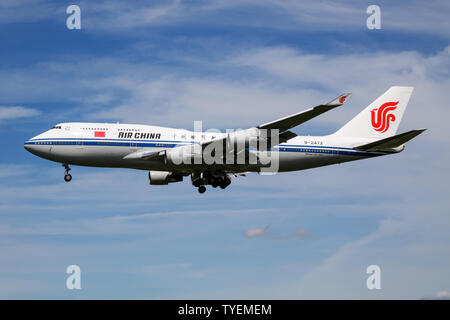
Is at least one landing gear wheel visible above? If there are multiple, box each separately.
[220,177,231,189]
[62,163,72,182]
[198,186,206,194]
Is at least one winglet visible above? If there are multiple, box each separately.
[326,93,351,106]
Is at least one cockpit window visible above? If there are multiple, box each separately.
[52,126,62,129]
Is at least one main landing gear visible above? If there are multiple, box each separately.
[191,172,232,194]
[63,163,72,182]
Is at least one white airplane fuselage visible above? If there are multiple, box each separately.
[24,122,388,173]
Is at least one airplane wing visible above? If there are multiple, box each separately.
[257,93,351,132]
[125,92,352,161]
[201,92,351,150]
[194,92,351,157]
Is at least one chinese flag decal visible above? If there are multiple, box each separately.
[95,131,105,137]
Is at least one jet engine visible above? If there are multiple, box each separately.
[148,171,183,185]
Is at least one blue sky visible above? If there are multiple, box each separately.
[0,0,449,299]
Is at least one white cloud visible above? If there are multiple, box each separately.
[246,224,270,238]
[0,0,58,25]
[82,0,183,30]
[0,164,34,178]
[90,77,323,129]
[293,228,310,238]
[0,208,273,236]
[0,106,40,121]
[77,0,450,37]
[429,290,450,299]
[2,0,449,38]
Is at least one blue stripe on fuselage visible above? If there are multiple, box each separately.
[24,138,382,157]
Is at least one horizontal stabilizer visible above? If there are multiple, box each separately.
[354,129,426,151]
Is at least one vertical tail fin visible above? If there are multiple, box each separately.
[334,86,414,139]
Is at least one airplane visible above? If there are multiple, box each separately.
[24,86,425,193]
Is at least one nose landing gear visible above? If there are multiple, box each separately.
[63,163,72,182]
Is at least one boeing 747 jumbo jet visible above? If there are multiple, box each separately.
[24,86,425,193]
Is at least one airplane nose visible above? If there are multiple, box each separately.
[24,140,35,153]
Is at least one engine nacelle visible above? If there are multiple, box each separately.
[148,171,183,185]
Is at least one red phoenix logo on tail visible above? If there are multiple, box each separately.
[370,101,399,133]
